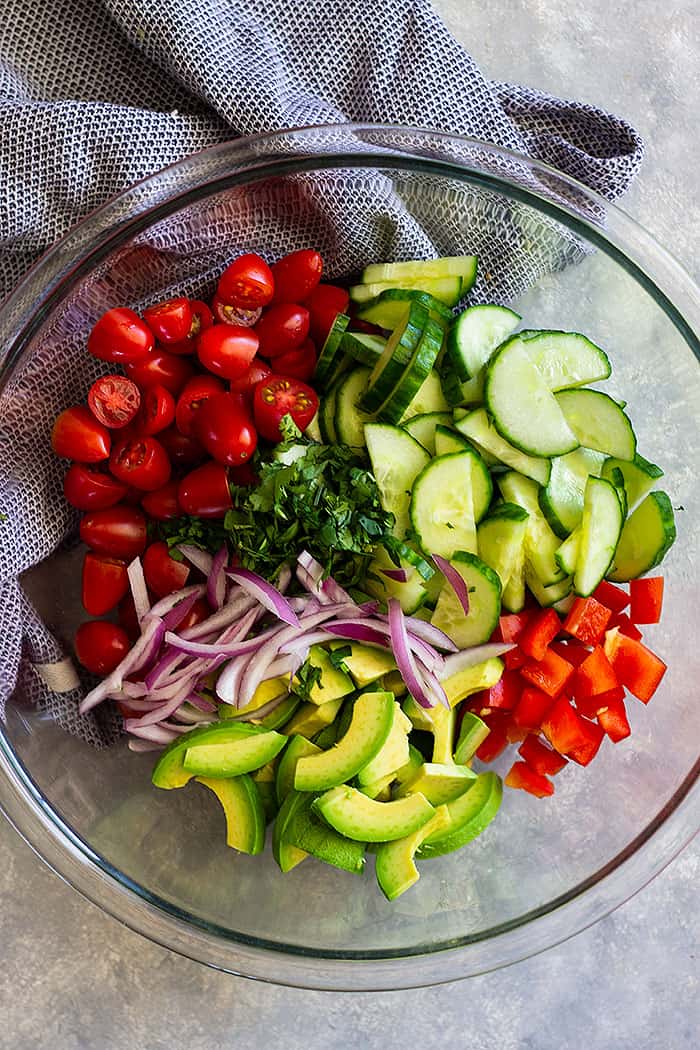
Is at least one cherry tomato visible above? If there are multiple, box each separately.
[254,302,310,358]
[273,338,317,381]
[167,299,214,354]
[75,620,130,675]
[217,253,274,309]
[87,375,141,429]
[141,480,181,520]
[118,594,141,640]
[305,283,350,345]
[228,358,272,406]
[125,348,195,396]
[63,465,127,510]
[252,375,319,443]
[178,462,232,518]
[51,406,111,462]
[212,294,262,328]
[87,308,154,364]
[179,596,212,632]
[194,392,258,466]
[109,436,171,491]
[229,461,259,487]
[137,384,176,436]
[271,249,323,304]
[79,505,147,560]
[143,541,190,597]
[175,375,225,436]
[197,324,259,380]
[82,552,129,616]
[143,297,193,344]
[158,426,206,467]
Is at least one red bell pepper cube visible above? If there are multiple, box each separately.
[549,640,590,667]
[512,685,554,730]
[475,723,509,762]
[518,734,568,776]
[593,579,630,613]
[574,684,626,720]
[563,596,612,646]
[505,761,554,798]
[503,646,527,670]
[567,717,605,766]
[520,648,575,697]
[541,695,591,755]
[608,611,643,641]
[495,611,533,643]
[572,646,620,699]
[483,670,523,711]
[517,608,561,661]
[629,577,664,624]
[505,716,530,743]
[596,695,631,743]
[604,628,667,703]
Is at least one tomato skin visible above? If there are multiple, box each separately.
[217,253,274,310]
[125,348,195,396]
[197,324,259,380]
[178,462,232,518]
[109,436,172,491]
[158,426,206,468]
[212,294,262,328]
[143,541,190,597]
[179,596,212,631]
[118,594,141,640]
[229,461,259,487]
[175,375,225,436]
[273,338,317,381]
[87,308,154,364]
[88,375,141,429]
[141,480,181,520]
[271,250,323,304]
[143,297,193,344]
[252,375,319,442]
[52,406,111,462]
[305,284,350,345]
[167,299,214,355]
[82,552,130,616]
[75,620,130,675]
[254,303,310,358]
[79,505,147,559]
[63,465,128,510]
[195,392,258,466]
[137,384,176,436]
[228,358,272,407]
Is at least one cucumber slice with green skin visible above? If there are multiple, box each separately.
[446,304,521,381]
[555,527,581,576]
[402,412,453,453]
[501,558,526,613]
[333,366,372,448]
[183,729,288,778]
[283,791,367,874]
[555,389,636,461]
[319,376,341,444]
[520,330,612,389]
[601,453,664,512]
[294,691,394,792]
[360,301,428,412]
[416,771,502,859]
[195,774,266,855]
[574,476,624,597]
[455,408,551,485]
[454,713,490,764]
[365,422,430,539]
[362,256,478,289]
[525,567,572,607]
[375,805,451,900]
[394,762,477,805]
[485,338,579,457]
[410,453,479,558]
[356,288,452,330]
[433,424,470,457]
[497,472,566,585]
[538,447,607,539]
[441,368,485,408]
[401,369,450,420]
[608,491,676,581]
[314,313,350,385]
[276,735,322,806]
[313,785,435,842]
[607,465,628,519]
[304,412,322,443]
[341,331,386,366]
[350,275,463,308]
[476,503,529,589]
[152,722,264,790]
[375,317,445,424]
[357,702,410,785]
[364,546,428,615]
[431,551,502,648]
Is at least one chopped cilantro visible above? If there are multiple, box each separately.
[293,659,323,702]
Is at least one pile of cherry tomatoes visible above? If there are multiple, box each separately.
[51,249,350,676]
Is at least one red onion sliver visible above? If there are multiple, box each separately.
[381,567,409,583]
[216,652,255,705]
[128,738,163,753]
[149,583,205,621]
[180,592,256,640]
[279,630,332,655]
[126,724,181,744]
[161,588,207,631]
[324,623,391,648]
[227,567,300,627]
[164,630,266,658]
[79,618,165,713]
[387,598,434,709]
[432,554,471,617]
[417,661,451,710]
[277,563,293,594]
[119,680,148,698]
[393,615,458,653]
[177,544,213,576]
[185,692,217,713]
[439,642,515,681]
[127,556,150,622]
[207,545,228,610]
[124,676,196,728]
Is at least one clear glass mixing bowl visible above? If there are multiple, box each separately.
[0,126,698,990]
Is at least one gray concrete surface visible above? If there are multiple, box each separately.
[1,1,698,1047]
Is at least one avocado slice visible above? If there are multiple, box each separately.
[313,785,435,842]
[394,762,477,805]
[182,729,288,778]
[331,642,396,687]
[415,771,503,859]
[381,669,408,697]
[403,698,456,764]
[454,712,490,764]
[394,743,424,789]
[357,701,410,786]
[292,644,355,705]
[286,792,366,874]
[283,697,344,738]
[195,774,266,854]
[218,676,289,720]
[257,694,301,731]
[275,735,322,806]
[442,657,504,707]
[272,790,310,872]
[375,805,452,900]
[313,723,339,749]
[152,721,264,790]
[358,772,395,800]
[294,691,394,792]
[254,779,279,824]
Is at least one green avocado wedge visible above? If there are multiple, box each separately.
[272,790,310,872]
[152,722,266,790]
[394,762,477,805]
[313,785,435,842]
[276,735,322,806]
[415,772,502,859]
[195,774,266,855]
[182,729,288,778]
[294,691,394,792]
[274,791,366,874]
[375,805,452,900]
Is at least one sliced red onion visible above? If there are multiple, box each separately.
[177,544,213,576]
[297,550,325,584]
[216,606,263,644]
[144,648,188,690]
[277,563,293,594]
[184,692,217,713]
[161,588,207,631]
[388,598,434,709]
[417,662,451,710]
[216,651,255,705]
[381,567,409,583]
[397,615,458,653]
[114,697,164,712]
[164,627,270,658]
[296,564,333,603]
[148,583,205,621]
[264,654,303,682]
[279,629,333,655]
[125,675,198,728]
[80,618,165,714]
[179,592,257,639]
[227,567,300,627]
[171,705,216,725]
[119,680,148,698]
[207,545,228,610]
[297,550,353,604]
[432,555,471,616]
[438,642,515,681]
[406,634,444,674]
[125,723,181,744]
[127,738,163,753]
[324,622,391,648]
[127,556,150,622]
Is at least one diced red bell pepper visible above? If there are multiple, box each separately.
[512,685,554,730]
[629,577,664,624]
[563,596,612,646]
[574,684,626,720]
[503,646,527,670]
[518,734,568,776]
[541,695,591,755]
[505,716,530,743]
[596,695,631,743]
[593,579,630,613]
[495,611,533,643]
[475,723,509,762]
[505,761,554,798]
[517,608,561,661]
[549,640,590,667]
[608,611,643,641]
[572,645,620,699]
[567,717,605,766]
[520,647,575,697]
[603,629,667,703]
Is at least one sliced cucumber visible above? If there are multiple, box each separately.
[314,313,350,385]
[477,503,529,589]
[608,491,676,581]
[520,330,611,389]
[362,256,477,289]
[375,317,445,424]
[341,331,386,367]
[607,465,628,519]
[574,476,624,597]
[497,472,566,586]
[538,447,607,539]
[402,412,453,453]
[555,527,581,575]
[410,453,481,558]
[502,557,526,613]
[431,551,502,648]
[364,545,429,615]
[356,288,452,330]
[556,389,636,461]
[304,412,322,443]
[601,453,663,512]
[319,375,342,444]
[334,366,372,448]
[446,304,521,381]
[525,567,572,607]
[350,276,463,308]
[401,369,450,420]
[433,424,470,457]
[365,423,430,539]
[455,408,551,485]
[359,301,428,413]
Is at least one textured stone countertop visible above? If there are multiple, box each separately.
[1,1,698,1047]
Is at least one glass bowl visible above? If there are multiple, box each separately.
[0,126,698,991]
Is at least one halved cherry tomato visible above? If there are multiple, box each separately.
[63,464,127,510]
[195,392,258,466]
[271,249,322,304]
[212,294,262,328]
[197,324,259,380]
[254,303,310,358]
[118,594,141,640]
[109,436,171,491]
[158,426,206,467]
[228,358,272,406]
[82,552,129,615]
[175,375,225,436]
[87,375,141,429]
[143,297,193,344]
[125,349,195,395]
[141,480,181,520]
[305,283,350,345]
[75,620,130,675]
[217,253,274,309]
[87,308,154,364]
[273,337,317,381]
[167,299,214,354]
[137,384,176,436]
[143,541,190,597]
[179,596,212,631]
[252,375,319,442]
[51,407,111,462]
[178,462,232,518]
[79,506,147,559]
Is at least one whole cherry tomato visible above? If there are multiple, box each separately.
[109,436,171,491]
[217,253,274,309]
[228,358,272,406]
[195,392,258,466]
[158,426,206,468]
[212,294,262,328]
[87,308,154,365]
[254,303,310,358]
[305,283,350,345]
[273,338,317,381]
[271,249,323,304]
[252,375,319,443]
[137,384,176,436]
[197,324,259,380]
[118,594,141,640]
[177,462,232,518]
[75,620,130,675]
[79,505,147,560]
[81,552,129,616]
[141,480,181,520]
[143,541,190,597]
[175,375,225,436]
[87,375,141,429]
[51,406,111,462]
[143,297,193,344]
[167,299,214,354]
[125,348,194,396]
[63,465,127,510]
[178,596,212,631]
